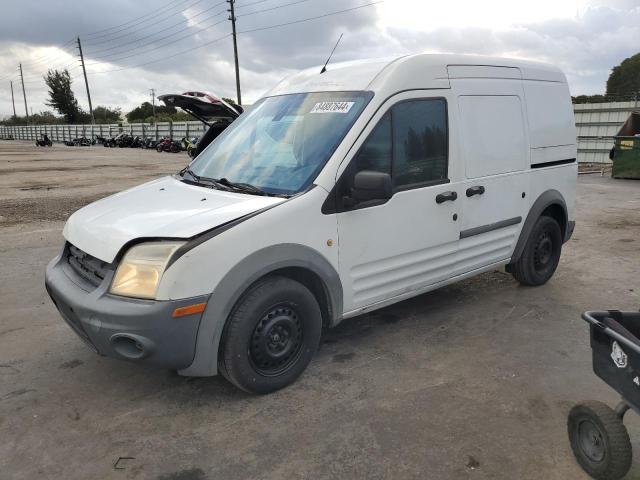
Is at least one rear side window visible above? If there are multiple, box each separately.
[348,98,448,189]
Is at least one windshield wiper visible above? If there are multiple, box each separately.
[181,168,234,191]
[181,169,286,197]
[214,178,281,197]
[182,167,202,182]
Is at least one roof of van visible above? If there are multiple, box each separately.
[265,54,567,97]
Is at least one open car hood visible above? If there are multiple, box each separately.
[158,94,240,125]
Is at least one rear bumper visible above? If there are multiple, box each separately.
[45,252,207,370]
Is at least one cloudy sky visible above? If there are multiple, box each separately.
[0,0,639,118]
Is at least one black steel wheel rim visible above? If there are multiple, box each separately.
[533,230,554,272]
[249,304,303,376]
[577,419,606,463]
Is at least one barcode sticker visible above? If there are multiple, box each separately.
[310,101,354,114]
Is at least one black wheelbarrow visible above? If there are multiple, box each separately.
[569,310,640,480]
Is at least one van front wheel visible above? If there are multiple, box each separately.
[220,276,322,394]
[510,215,562,286]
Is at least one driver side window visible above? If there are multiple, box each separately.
[326,98,449,213]
[352,112,392,175]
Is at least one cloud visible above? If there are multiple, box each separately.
[0,0,639,118]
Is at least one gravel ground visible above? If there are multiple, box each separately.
[0,141,639,480]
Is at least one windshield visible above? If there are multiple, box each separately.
[187,91,373,195]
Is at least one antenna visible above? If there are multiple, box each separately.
[320,33,343,74]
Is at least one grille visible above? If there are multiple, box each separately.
[67,244,109,287]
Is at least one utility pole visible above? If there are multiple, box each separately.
[18,63,28,121]
[150,88,156,124]
[10,81,16,117]
[77,36,95,124]
[227,0,242,106]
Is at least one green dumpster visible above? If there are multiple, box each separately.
[612,136,640,179]
[611,112,640,179]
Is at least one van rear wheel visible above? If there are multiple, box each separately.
[220,276,322,394]
[510,215,562,286]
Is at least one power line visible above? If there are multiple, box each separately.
[84,0,316,66]
[84,0,215,45]
[238,0,311,17]
[85,2,228,56]
[19,38,77,68]
[83,0,198,38]
[87,34,232,74]
[86,1,381,75]
[238,1,382,34]
[235,0,271,9]
[85,17,228,65]
[12,0,212,86]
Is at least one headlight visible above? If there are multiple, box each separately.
[110,241,185,299]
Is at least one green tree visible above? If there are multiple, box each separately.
[43,69,85,123]
[126,101,178,123]
[0,111,63,125]
[572,94,607,104]
[606,53,640,97]
[93,106,122,124]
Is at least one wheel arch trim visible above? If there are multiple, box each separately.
[510,189,569,264]
[178,244,343,377]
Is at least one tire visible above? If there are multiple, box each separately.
[219,276,322,394]
[568,401,632,480]
[510,215,562,286]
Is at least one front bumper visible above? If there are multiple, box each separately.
[45,250,208,370]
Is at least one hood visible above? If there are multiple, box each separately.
[158,93,240,125]
[63,176,284,263]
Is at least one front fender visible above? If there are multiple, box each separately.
[178,243,342,377]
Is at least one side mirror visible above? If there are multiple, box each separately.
[347,170,392,206]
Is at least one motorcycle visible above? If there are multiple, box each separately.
[104,132,124,147]
[117,134,134,148]
[156,137,181,153]
[77,136,91,147]
[143,137,158,149]
[64,136,92,147]
[35,134,52,147]
[181,136,199,158]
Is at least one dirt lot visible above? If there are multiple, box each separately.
[1,141,639,480]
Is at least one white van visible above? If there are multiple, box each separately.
[45,54,577,393]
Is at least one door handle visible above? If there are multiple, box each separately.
[435,191,458,204]
[466,185,485,197]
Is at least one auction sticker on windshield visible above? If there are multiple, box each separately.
[310,102,354,114]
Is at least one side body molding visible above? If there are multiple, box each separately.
[510,189,569,264]
[178,243,343,377]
